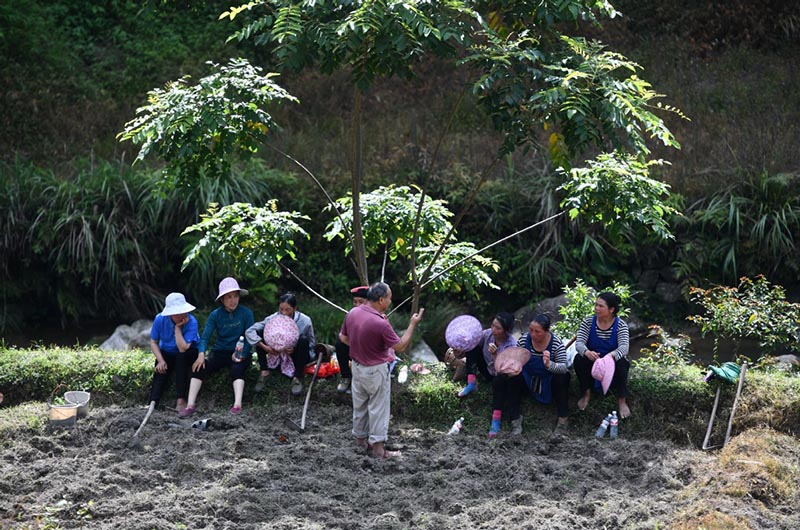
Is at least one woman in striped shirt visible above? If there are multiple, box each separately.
[574,291,631,418]
[518,314,571,433]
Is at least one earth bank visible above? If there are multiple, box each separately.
[2,394,798,530]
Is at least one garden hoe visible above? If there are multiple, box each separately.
[285,347,325,433]
[702,361,747,451]
[132,400,156,439]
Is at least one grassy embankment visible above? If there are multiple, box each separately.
[1,344,797,447]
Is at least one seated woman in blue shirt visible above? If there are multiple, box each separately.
[180,278,254,418]
[148,292,200,412]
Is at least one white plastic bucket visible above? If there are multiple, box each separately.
[64,391,91,418]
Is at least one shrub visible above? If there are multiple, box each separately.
[688,275,800,355]
[0,346,153,406]
[675,172,800,285]
[0,158,286,332]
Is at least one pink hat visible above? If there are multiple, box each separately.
[591,355,616,395]
[494,346,531,376]
[216,277,249,301]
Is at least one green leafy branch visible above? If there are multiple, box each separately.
[465,34,688,159]
[224,0,475,89]
[118,58,297,185]
[559,151,676,241]
[688,275,800,354]
[181,200,309,280]
[412,242,499,295]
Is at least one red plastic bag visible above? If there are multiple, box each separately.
[305,361,340,378]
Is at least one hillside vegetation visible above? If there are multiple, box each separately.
[1,0,799,333]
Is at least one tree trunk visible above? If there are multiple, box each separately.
[351,87,368,285]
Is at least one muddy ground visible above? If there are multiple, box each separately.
[2,387,798,530]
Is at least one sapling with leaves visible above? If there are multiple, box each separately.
[688,275,800,356]
[120,0,686,314]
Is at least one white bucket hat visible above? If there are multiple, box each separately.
[216,277,249,302]
[162,292,196,316]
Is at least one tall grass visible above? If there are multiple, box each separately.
[675,172,800,285]
[0,158,281,332]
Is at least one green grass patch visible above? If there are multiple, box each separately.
[2,346,798,446]
[0,346,153,406]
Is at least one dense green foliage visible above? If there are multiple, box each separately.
[689,275,800,354]
[675,172,800,285]
[2,0,799,334]
[0,158,293,331]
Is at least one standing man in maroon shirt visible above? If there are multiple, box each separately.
[340,282,424,459]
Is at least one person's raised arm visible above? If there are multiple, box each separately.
[393,308,425,353]
[174,315,191,352]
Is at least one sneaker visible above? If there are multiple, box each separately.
[458,382,477,398]
[511,416,523,436]
[229,405,242,415]
[254,373,269,393]
[337,378,351,393]
[178,405,196,419]
[488,419,501,438]
[291,377,303,396]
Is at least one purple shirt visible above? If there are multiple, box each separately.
[340,304,400,366]
[480,328,517,376]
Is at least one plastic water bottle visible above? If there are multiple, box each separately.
[330,353,339,370]
[234,336,245,360]
[448,417,465,435]
[609,411,619,439]
[595,413,612,438]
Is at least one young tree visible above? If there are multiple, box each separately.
[120,0,685,312]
